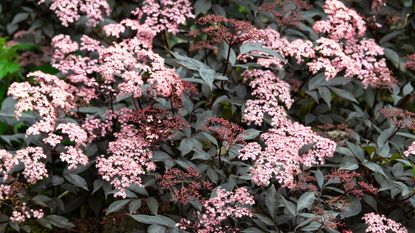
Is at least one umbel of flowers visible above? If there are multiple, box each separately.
[0,0,412,232]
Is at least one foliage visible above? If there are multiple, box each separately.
[0,0,415,233]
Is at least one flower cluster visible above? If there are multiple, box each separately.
[8,71,75,136]
[325,170,378,198]
[37,0,111,27]
[178,187,254,233]
[308,0,395,88]
[380,107,415,129]
[362,213,408,233]
[239,69,336,187]
[202,117,244,148]
[132,0,194,34]
[191,15,263,51]
[0,149,47,223]
[239,28,314,68]
[96,127,155,198]
[259,0,311,27]
[158,167,212,204]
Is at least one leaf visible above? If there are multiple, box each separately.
[308,73,325,90]
[265,185,277,219]
[315,170,324,188]
[376,127,395,147]
[106,199,131,215]
[11,13,29,25]
[340,156,359,170]
[179,138,194,155]
[254,213,274,226]
[403,82,413,96]
[239,129,261,140]
[299,143,316,155]
[194,0,212,15]
[64,173,88,190]
[147,197,158,215]
[44,215,75,229]
[383,48,401,68]
[92,179,103,194]
[318,87,332,108]
[129,199,142,214]
[364,162,388,177]
[173,52,226,89]
[242,227,265,233]
[148,225,166,233]
[281,196,297,216]
[297,192,315,212]
[341,198,361,218]
[329,87,357,103]
[129,215,177,228]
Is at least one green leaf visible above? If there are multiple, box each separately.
[106,199,131,215]
[129,215,177,228]
[147,197,158,215]
[239,129,261,140]
[44,215,75,229]
[11,13,29,25]
[329,87,357,103]
[297,192,315,212]
[315,170,324,188]
[148,225,166,233]
[129,199,142,214]
[194,0,212,15]
[281,196,297,216]
[254,213,274,226]
[179,138,194,155]
[265,185,277,219]
[64,173,88,190]
[318,87,332,108]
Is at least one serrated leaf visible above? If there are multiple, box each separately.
[106,199,130,215]
[129,215,176,228]
[64,173,88,190]
[44,215,75,229]
[329,87,357,102]
[147,197,158,215]
[265,185,277,219]
[297,192,315,212]
[148,225,166,233]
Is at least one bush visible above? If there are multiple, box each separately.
[0,0,415,232]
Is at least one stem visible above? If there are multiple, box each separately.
[136,98,143,109]
[132,97,139,110]
[218,140,223,169]
[222,42,232,76]
[163,31,170,50]
[170,97,175,115]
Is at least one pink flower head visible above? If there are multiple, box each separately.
[37,0,110,27]
[179,187,254,232]
[133,0,194,34]
[363,213,408,233]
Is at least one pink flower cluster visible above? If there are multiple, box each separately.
[96,126,156,198]
[309,0,394,88]
[37,0,110,27]
[178,187,254,233]
[132,0,194,34]
[8,71,75,136]
[362,213,408,233]
[239,28,315,68]
[7,1,191,199]
[404,141,415,157]
[240,122,336,187]
[1,148,47,185]
[239,69,336,187]
[10,204,45,223]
